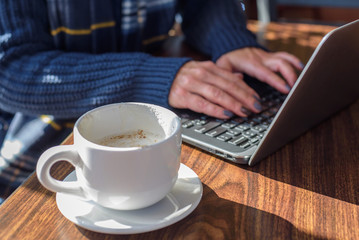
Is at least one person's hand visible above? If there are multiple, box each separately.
[216,47,304,94]
[168,61,263,119]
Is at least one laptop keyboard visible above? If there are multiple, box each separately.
[180,89,287,151]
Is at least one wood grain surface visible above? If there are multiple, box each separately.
[0,21,358,240]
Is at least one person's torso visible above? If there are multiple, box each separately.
[47,0,177,53]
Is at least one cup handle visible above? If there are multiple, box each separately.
[36,145,86,198]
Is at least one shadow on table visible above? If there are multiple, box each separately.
[241,102,359,206]
[76,184,325,240]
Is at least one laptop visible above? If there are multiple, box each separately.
[178,19,359,166]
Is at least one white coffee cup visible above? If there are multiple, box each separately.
[36,103,182,210]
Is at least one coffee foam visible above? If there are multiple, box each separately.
[95,129,165,148]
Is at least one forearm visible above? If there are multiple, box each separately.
[0,50,189,118]
[0,0,190,118]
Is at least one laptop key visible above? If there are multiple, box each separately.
[193,119,207,125]
[250,137,260,144]
[240,142,251,149]
[206,126,227,137]
[258,133,265,138]
[221,122,237,129]
[262,110,275,118]
[182,121,194,128]
[228,136,248,145]
[247,120,259,126]
[252,125,267,133]
[235,123,251,131]
[243,130,257,138]
[194,121,221,133]
[217,133,232,142]
[231,117,247,124]
[252,116,265,123]
[227,129,241,136]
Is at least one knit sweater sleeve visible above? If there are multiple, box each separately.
[180,0,262,61]
[0,0,190,119]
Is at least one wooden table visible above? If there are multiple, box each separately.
[1,21,358,240]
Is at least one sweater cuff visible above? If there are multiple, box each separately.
[210,27,262,62]
[132,56,191,108]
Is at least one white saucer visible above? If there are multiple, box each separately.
[56,163,203,234]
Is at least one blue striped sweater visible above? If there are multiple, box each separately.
[0,0,260,119]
